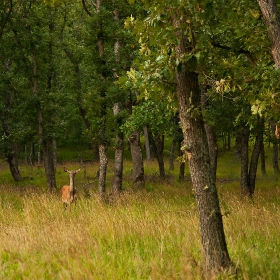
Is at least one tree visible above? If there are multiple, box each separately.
[125,2,232,276]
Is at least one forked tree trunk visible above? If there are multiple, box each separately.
[1,79,23,182]
[201,86,218,181]
[173,14,231,276]
[7,144,23,182]
[128,131,145,188]
[149,133,165,178]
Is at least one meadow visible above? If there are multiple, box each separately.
[0,147,280,279]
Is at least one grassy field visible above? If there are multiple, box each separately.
[0,148,280,279]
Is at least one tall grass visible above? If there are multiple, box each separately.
[0,151,280,279]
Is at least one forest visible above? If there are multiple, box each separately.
[1,0,280,279]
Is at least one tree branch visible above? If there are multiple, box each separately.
[81,0,92,17]
[211,41,256,66]
[0,0,13,38]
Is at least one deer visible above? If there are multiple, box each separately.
[61,167,81,210]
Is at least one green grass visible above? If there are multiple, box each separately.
[0,150,280,279]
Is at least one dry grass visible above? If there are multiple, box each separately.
[0,157,280,279]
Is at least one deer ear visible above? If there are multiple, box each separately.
[76,168,81,173]
[64,167,69,173]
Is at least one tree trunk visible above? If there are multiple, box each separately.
[173,14,231,276]
[169,139,176,171]
[260,141,267,176]
[42,139,57,192]
[273,142,280,174]
[257,0,280,175]
[112,103,123,194]
[248,118,264,194]
[271,122,280,174]
[7,144,23,182]
[32,52,56,191]
[178,143,185,180]
[128,131,145,188]
[149,133,165,178]
[257,0,280,69]
[201,86,218,182]
[143,126,152,161]
[98,143,108,196]
[227,132,231,150]
[240,125,250,195]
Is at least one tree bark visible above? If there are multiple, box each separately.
[201,86,218,182]
[260,140,267,175]
[240,125,250,195]
[1,74,23,182]
[172,14,231,276]
[98,143,108,196]
[178,144,185,180]
[42,139,57,192]
[248,118,264,194]
[271,122,280,174]
[257,0,280,69]
[128,131,145,188]
[149,133,165,178]
[112,103,124,194]
[7,144,23,182]
[32,52,56,191]
[143,126,152,161]
[169,139,176,171]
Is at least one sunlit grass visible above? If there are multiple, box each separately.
[0,150,280,279]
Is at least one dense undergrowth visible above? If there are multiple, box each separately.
[0,147,280,279]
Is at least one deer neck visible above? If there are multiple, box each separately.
[69,177,75,193]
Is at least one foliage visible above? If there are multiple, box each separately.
[121,100,176,137]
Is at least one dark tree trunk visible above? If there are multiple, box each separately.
[42,139,57,192]
[169,138,176,171]
[248,118,264,194]
[227,132,231,150]
[149,133,165,178]
[178,143,185,180]
[1,78,23,182]
[128,131,145,188]
[271,122,280,174]
[31,51,56,191]
[7,144,23,182]
[205,124,218,181]
[273,142,280,174]
[240,125,250,195]
[260,141,267,176]
[143,126,152,161]
[112,103,124,194]
[173,14,231,276]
